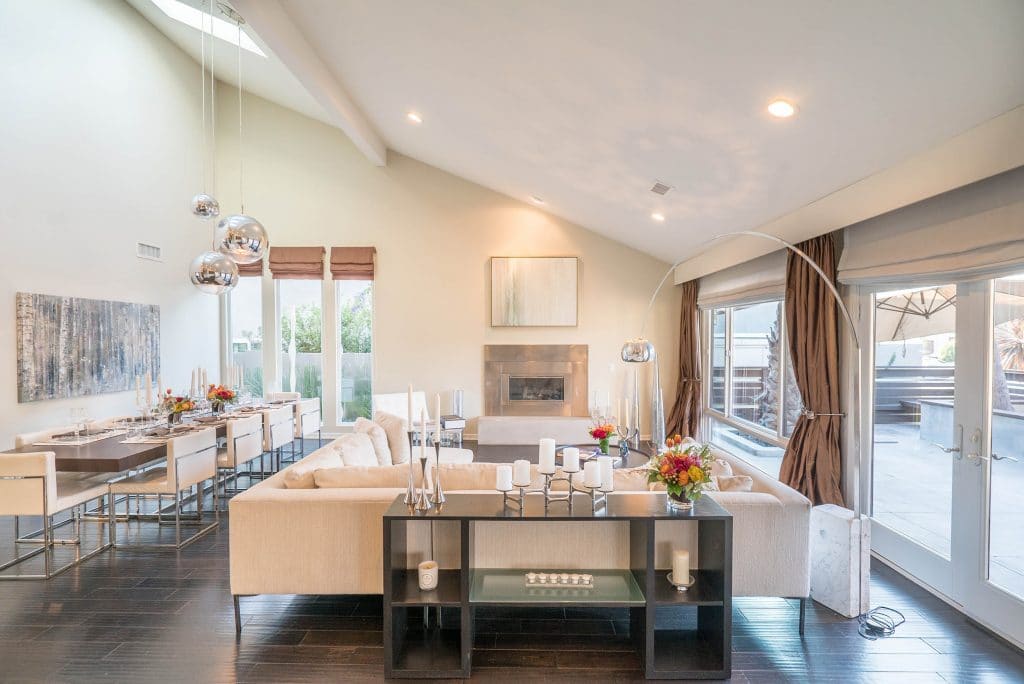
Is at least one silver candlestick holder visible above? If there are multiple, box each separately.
[616,424,639,458]
[568,481,610,512]
[414,455,432,512]
[404,429,417,505]
[430,439,446,505]
[500,484,530,514]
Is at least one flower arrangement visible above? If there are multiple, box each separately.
[160,389,195,423]
[206,384,237,413]
[647,435,713,509]
[589,422,616,454]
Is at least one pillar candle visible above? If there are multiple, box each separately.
[562,447,580,473]
[583,461,601,488]
[407,384,414,426]
[672,549,690,583]
[512,459,530,487]
[495,465,513,492]
[157,374,162,400]
[135,375,141,405]
[420,408,427,460]
[598,455,614,492]
[190,369,195,397]
[434,393,442,443]
[202,369,208,391]
[538,438,556,474]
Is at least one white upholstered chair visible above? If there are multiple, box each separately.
[293,398,322,453]
[266,391,301,402]
[262,406,295,471]
[108,428,219,550]
[0,452,111,579]
[217,414,264,499]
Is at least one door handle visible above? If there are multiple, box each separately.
[931,424,963,459]
[991,453,1019,463]
[964,428,984,467]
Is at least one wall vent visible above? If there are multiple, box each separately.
[136,242,162,261]
[650,180,673,195]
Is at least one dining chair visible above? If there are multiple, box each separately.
[262,406,295,471]
[0,452,111,579]
[266,391,301,402]
[217,414,264,501]
[294,397,323,456]
[108,428,218,550]
[14,425,79,448]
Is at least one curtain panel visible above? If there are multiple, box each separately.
[330,246,377,280]
[269,246,326,280]
[666,280,702,440]
[779,234,845,506]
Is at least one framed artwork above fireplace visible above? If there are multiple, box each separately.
[490,256,578,327]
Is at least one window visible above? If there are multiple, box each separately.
[704,300,801,477]
[278,280,323,405]
[227,276,263,397]
[336,280,373,422]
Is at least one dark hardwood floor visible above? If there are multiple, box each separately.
[1,442,1023,682]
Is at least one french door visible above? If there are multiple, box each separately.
[865,273,1024,647]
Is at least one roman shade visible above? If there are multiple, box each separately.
[330,246,376,280]
[697,249,786,308]
[269,247,325,280]
[837,166,1024,286]
[236,258,264,277]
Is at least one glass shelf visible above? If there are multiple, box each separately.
[469,569,645,605]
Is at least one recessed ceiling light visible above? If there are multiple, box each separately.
[767,99,796,118]
[150,0,265,56]
[651,212,666,222]
[406,111,423,124]
[530,196,545,205]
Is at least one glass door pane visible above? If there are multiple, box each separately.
[278,280,323,404]
[710,309,726,412]
[228,277,264,398]
[872,284,957,559]
[988,273,1024,599]
[336,280,373,423]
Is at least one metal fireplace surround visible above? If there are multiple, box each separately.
[483,344,588,417]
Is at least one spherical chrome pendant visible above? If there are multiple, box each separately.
[190,193,220,219]
[215,214,268,264]
[189,250,239,295]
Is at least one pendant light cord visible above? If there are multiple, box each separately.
[237,18,244,215]
[209,0,216,198]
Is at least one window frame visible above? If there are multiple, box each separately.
[334,279,374,425]
[701,300,793,459]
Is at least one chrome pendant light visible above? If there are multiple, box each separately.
[190,250,239,295]
[216,6,269,265]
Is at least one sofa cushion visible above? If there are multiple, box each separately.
[717,474,754,492]
[354,417,391,466]
[283,449,344,489]
[336,433,379,467]
[314,464,410,488]
[374,411,410,465]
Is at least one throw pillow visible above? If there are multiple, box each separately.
[373,411,410,465]
[709,457,733,479]
[336,432,379,467]
[716,474,754,492]
[282,449,344,489]
[354,417,391,466]
[314,464,410,488]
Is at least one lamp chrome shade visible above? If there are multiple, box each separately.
[189,250,239,295]
[215,214,268,264]
[190,193,220,219]
[621,338,655,363]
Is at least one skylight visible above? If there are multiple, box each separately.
[151,0,266,57]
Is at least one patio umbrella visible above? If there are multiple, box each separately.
[875,286,957,341]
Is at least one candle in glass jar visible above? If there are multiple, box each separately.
[583,461,601,488]
[597,455,614,492]
[538,438,556,474]
[562,447,580,473]
[495,465,513,491]
[512,459,531,487]
[672,549,690,584]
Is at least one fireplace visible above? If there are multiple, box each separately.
[484,345,587,417]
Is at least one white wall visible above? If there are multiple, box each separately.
[0,1,221,448]
[214,89,680,436]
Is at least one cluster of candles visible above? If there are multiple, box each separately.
[189,367,210,397]
[407,385,443,463]
[495,438,615,492]
[134,372,162,406]
[525,572,594,587]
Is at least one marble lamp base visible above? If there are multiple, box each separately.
[810,504,871,618]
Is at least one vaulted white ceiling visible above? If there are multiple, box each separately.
[138,0,1024,266]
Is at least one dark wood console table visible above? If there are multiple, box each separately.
[383,492,732,679]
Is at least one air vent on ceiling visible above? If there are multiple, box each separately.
[136,242,162,262]
[650,180,673,196]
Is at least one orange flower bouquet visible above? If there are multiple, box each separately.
[647,435,713,510]
[589,422,616,454]
[160,389,196,423]
[206,384,237,413]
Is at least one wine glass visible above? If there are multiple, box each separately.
[70,407,88,440]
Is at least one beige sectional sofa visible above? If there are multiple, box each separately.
[230,437,810,625]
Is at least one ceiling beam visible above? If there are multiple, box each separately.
[674,105,1024,283]
[230,0,387,166]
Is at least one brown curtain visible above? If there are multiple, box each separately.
[237,258,264,277]
[330,247,376,280]
[779,234,845,506]
[665,280,702,439]
[269,247,325,280]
